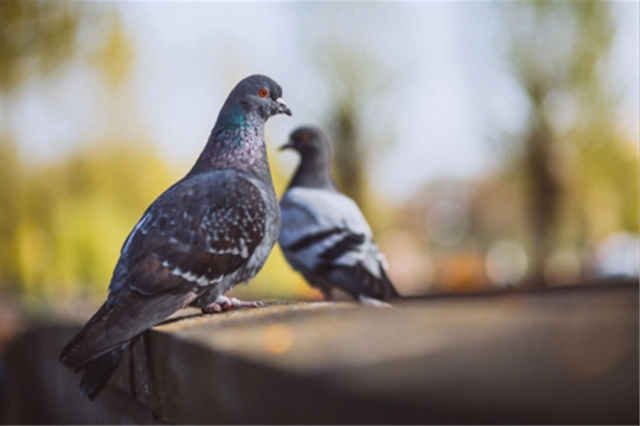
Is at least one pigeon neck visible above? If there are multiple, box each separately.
[215,102,263,131]
[191,113,271,180]
[288,152,336,191]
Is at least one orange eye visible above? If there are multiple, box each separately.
[258,88,269,98]
[300,134,310,143]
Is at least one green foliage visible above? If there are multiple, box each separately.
[577,134,639,239]
[0,138,178,303]
[0,137,22,292]
[90,13,133,89]
[0,0,81,94]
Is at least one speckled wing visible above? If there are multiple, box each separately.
[112,169,266,298]
[61,170,266,369]
[279,187,383,274]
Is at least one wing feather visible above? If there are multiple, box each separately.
[279,187,384,274]
[111,170,266,299]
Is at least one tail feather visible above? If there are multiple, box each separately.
[379,268,402,300]
[60,302,111,368]
[60,289,195,369]
[60,288,197,400]
[325,263,402,302]
[79,345,127,401]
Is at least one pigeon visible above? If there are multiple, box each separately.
[278,126,401,305]
[59,74,291,400]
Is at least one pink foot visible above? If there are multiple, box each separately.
[202,295,264,314]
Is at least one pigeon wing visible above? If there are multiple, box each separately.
[279,188,380,271]
[116,169,267,297]
[280,187,399,300]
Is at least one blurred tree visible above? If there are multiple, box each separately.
[502,0,636,286]
[315,41,394,208]
[90,11,133,91]
[0,0,83,94]
[0,136,22,293]
[1,0,83,298]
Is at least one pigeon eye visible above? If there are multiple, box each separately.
[300,134,310,143]
[258,88,269,98]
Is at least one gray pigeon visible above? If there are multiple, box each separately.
[278,126,401,305]
[60,74,291,400]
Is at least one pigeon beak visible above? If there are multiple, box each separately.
[279,140,295,151]
[275,98,292,116]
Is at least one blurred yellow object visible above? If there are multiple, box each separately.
[262,323,295,355]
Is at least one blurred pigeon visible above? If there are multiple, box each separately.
[278,126,401,305]
[60,74,291,400]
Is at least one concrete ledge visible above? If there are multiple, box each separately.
[2,282,639,424]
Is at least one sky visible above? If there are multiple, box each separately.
[4,1,639,203]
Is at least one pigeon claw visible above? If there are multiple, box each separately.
[201,296,264,314]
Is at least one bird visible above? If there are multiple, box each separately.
[59,74,291,400]
[278,126,401,306]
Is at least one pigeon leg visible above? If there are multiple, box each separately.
[201,295,264,314]
[320,287,334,301]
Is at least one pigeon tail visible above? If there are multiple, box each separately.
[79,344,127,400]
[60,289,197,370]
[379,267,403,301]
[61,288,195,400]
[324,263,402,302]
[60,301,111,368]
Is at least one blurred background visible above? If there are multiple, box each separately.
[0,0,638,337]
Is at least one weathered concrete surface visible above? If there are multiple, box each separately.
[1,281,638,424]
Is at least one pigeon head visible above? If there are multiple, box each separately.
[218,75,291,128]
[280,126,336,191]
[280,126,331,159]
[194,75,291,176]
